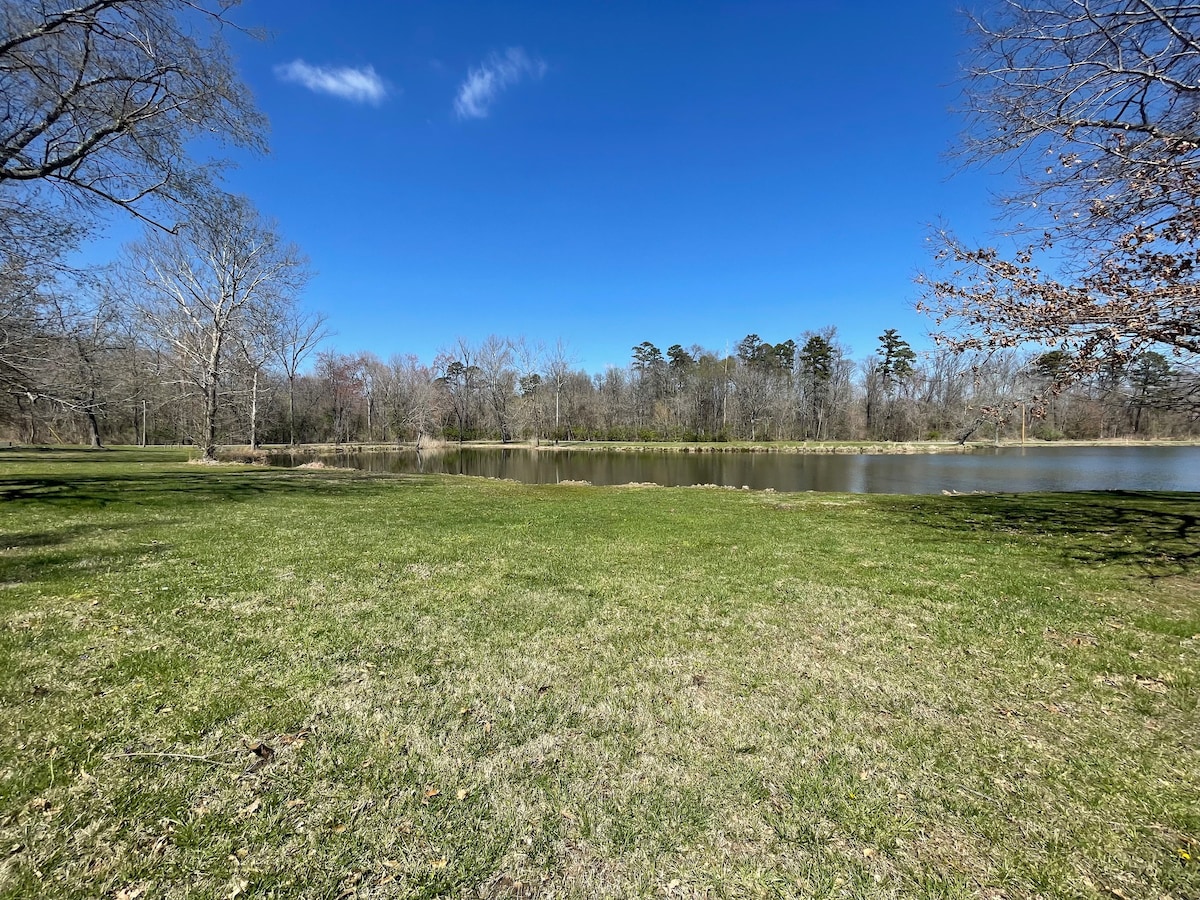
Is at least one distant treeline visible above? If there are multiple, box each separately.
[7,322,1198,448]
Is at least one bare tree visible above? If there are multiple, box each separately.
[0,262,128,445]
[0,0,268,440]
[315,350,362,445]
[384,353,440,445]
[511,337,544,444]
[434,338,480,444]
[272,308,330,446]
[476,335,516,442]
[128,193,309,459]
[0,0,265,248]
[921,0,1200,398]
[0,257,53,412]
[233,306,275,450]
[543,339,577,439]
[954,351,1024,444]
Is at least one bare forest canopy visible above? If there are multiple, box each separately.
[5,329,1197,449]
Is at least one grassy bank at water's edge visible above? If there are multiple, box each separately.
[0,447,1197,898]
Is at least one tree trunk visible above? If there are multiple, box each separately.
[83,387,104,449]
[202,378,218,459]
[21,393,37,444]
[201,340,221,460]
[249,368,259,450]
[288,374,296,446]
[87,409,103,448]
[956,416,986,445]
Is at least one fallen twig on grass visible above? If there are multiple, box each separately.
[104,751,241,766]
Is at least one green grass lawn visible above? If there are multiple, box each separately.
[0,447,1197,899]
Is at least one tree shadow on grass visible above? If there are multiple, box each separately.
[903,491,1200,579]
[0,469,363,510]
[0,524,102,588]
[0,469,375,588]
[0,525,96,550]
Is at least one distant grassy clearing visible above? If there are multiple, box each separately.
[0,448,1197,899]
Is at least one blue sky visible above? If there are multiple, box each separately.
[183,1,1000,370]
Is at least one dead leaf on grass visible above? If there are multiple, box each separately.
[336,870,363,896]
[243,741,275,774]
[238,799,261,817]
[1134,674,1169,693]
[277,728,310,748]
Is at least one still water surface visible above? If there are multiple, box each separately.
[269,445,1200,494]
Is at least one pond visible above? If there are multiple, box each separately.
[267,445,1200,494]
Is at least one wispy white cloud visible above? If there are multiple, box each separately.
[275,60,388,105]
[454,47,546,120]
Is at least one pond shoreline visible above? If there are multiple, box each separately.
[253,437,1200,457]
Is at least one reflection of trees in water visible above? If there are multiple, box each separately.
[270,448,1200,494]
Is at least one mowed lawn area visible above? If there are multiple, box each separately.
[0,449,1197,899]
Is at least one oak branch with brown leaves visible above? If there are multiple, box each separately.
[919,0,1200,398]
